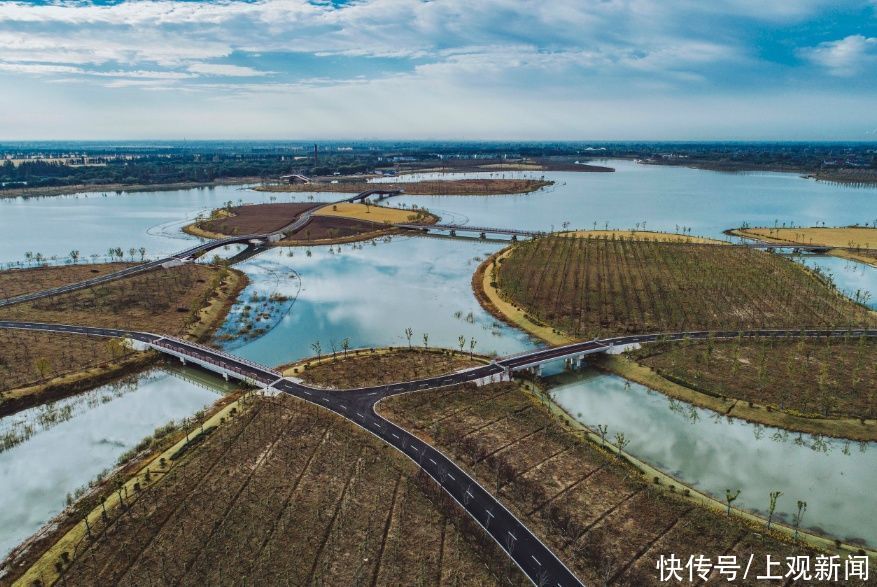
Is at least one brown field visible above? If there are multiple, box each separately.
[379,383,837,586]
[489,236,874,339]
[315,201,429,224]
[0,330,153,415]
[194,202,318,236]
[33,394,520,586]
[731,226,877,250]
[286,347,484,386]
[0,264,228,333]
[257,178,553,195]
[281,215,390,243]
[561,230,724,244]
[0,264,243,412]
[0,262,134,300]
[630,336,877,419]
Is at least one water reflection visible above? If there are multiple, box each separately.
[549,369,877,547]
[793,254,877,309]
[224,236,538,366]
[0,367,234,558]
[384,160,877,239]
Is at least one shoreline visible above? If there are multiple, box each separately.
[727,227,877,268]
[0,267,248,418]
[0,178,259,200]
[528,380,877,561]
[255,178,554,196]
[183,202,440,246]
[591,353,877,442]
[471,242,877,440]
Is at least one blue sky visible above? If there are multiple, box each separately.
[0,0,875,140]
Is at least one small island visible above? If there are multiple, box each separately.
[184,201,438,245]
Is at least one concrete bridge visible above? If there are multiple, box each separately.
[344,188,404,203]
[396,223,545,240]
[0,188,395,309]
[3,319,876,586]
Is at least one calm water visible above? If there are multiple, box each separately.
[380,160,877,239]
[795,254,877,309]
[222,236,536,366]
[0,367,233,558]
[550,370,877,547]
[0,186,334,266]
[1,161,876,557]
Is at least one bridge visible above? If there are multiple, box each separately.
[343,188,405,203]
[396,223,545,240]
[739,241,832,253]
[2,319,876,585]
[0,188,406,309]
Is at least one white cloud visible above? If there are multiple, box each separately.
[188,63,271,77]
[800,35,877,76]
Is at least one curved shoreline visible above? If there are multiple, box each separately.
[592,353,877,442]
[528,380,877,560]
[0,267,248,417]
[183,203,439,247]
[727,227,877,268]
[471,243,877,440]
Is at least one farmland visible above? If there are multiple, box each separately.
[256,178,554,195]
[25,393,520,586]
[379,380,842,585]
[0,263,244,413]
[0,262,133,300]
[485,236,874,339]
[186,202,318,238]
[185,201,436,244]
[286,347,484,387]
[628,336,877,420]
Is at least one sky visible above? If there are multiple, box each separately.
[0,0,875,140]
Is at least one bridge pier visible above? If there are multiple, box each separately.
[564,355,584,371]
[473,370,511,387]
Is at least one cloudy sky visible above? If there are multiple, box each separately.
[0,0,875,140]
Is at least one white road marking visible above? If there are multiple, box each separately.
[447,473,455,481]
[531,556,541,566]
[429,458,436,465]
[392,433,399,439]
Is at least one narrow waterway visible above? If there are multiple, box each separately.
[549,369,877,548]
[794,254,877,309]
[0,367,235,559]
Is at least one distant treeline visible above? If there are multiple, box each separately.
[0,153,380,190]
[2,142,875,190]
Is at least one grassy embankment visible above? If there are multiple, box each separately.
[255,178,554,195]
[15,390,522,587]
[282,346,486,386]
[283,349,871,585]
[476,234,876,436]
[0,262,246,415]
[184,201,437,245]
[729,226,877,267]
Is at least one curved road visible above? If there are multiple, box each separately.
[3,320,876,585]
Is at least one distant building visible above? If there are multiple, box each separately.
[279,174,311,184]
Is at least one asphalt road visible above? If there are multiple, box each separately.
[3,320,877,585]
